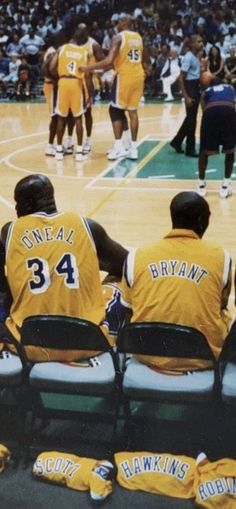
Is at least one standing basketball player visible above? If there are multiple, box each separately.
[80,13,151,161]
[197,77,236,198]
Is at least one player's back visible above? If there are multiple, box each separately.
[113,30,144,77]
[5,211,104,337]
[58,42,88,79]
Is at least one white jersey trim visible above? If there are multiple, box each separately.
[125,248,137,287]
[222,249,231,289]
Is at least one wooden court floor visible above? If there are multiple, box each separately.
[0,100,236,312]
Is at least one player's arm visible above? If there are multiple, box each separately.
[48,49,60,78]
[80,34,121,72]
[177,71,194,106]
[221,258,232,309]
[86,218,128,278]
[234,265,236,307]
[0,223,13,315]
[93,41,105,62]
[142,45,152,77]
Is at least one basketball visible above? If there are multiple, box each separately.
[200,71,214,87]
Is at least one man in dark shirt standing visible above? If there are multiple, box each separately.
[170,34,203,157]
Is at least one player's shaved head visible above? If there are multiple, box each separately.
[14,174,56,217]
[73,27,88,45]
[118,13,133,31]
[170,191,210,237]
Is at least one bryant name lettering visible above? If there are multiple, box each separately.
[148,260,208,284]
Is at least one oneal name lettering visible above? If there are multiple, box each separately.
[198,477,236,500]
[21,227,75,249]
[119,455,190,480]
[34,456,81,478]
[148,260,208,284]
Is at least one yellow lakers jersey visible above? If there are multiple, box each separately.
[121,229,232,371]
[0,444,10,473]
[114,30,144,77]
[115,451,195,498]
[5,212,105,339]
[194,453,236,508]
[58,43,88,79]
[33,451,114,501]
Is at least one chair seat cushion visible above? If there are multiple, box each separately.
[29,353,116,395]
[0,353,23,385]
[222,362,236,404]
[123,358,214,403]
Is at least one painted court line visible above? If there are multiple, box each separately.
[85,135,149,189]
[87,140,167,217]
[0,195,14,209]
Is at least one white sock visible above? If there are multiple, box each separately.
[57,145,63,151]
[77,145,83,153]
[222,178,231,186]
[114,139,124,151]
[124,129,131,144]
[67,136,73,144]
[131,141,137,149]
[86,137,91,143]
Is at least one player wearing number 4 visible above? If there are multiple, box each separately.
[0,174,128,361]
[79,13,151,161]
[49,28,93,162]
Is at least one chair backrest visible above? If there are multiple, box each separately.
[117,322,215,362]
[21,315,111,353]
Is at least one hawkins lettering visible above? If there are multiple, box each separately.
[119,454,190,480]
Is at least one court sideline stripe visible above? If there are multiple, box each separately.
[87,141,166,217]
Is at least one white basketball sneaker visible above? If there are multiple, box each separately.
[107,147,127,161]
[75,151,87,162]
[126,147,138,160]
[55,147,64,161]
[196,181,207,197]
[45,145,56,157]
[219,182,232,198]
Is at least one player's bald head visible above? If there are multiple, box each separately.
[73,27,88,45]
[170,191,210,237]
[118,13,133,31]
[14,174,56,217]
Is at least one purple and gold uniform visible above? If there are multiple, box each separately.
[33,451,114,502]
[0,444,10,473]
[115,451,195,498]
[194,453,236,508]
[121,230,231,372]
[110,30,144,110]
[56,42,88,117]
[5,211,105,361]
[43,46,57,116]
[200,83,236,154]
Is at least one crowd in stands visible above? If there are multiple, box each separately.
[0,0,236,100]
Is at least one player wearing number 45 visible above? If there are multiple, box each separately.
[79,13,151,161]
[0,174,128,361]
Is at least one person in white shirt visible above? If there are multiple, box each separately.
[161,49,181,101]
